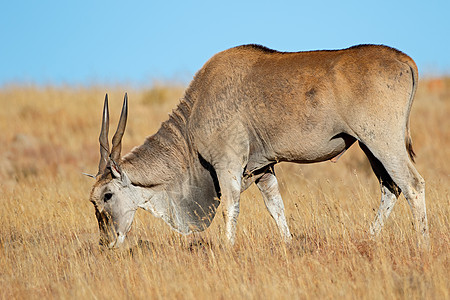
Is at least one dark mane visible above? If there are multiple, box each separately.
[237,44,281,54]
[237,43,402,56]
[120,95,194,185]
[347,44,381,50]
[158,95,193,143]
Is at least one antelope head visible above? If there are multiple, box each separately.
[89,93,138,249]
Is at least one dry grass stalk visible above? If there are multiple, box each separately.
[0,80,448,299]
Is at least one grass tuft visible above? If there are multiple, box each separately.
[0,79,449,299]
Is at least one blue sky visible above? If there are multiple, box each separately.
[1,0,449,86]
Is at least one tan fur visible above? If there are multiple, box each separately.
[91,44,428,248]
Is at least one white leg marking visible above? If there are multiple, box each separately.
[369,185,398,236]
[403,175,429,248]
[220,170,242,245]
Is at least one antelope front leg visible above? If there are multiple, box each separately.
[223,197,240,244]
[218,169,243,245]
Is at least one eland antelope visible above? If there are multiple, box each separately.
[88,44,428,249]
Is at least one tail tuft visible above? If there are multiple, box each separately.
[406,136,416,163]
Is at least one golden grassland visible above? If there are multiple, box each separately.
[0,78,449,299]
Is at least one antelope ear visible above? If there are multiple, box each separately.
[110,160,131,186]
[110,160,122,178]
[121,171,131,187]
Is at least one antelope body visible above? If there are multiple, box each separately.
[89,44,428,248]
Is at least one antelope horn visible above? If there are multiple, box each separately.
[98,94,110,175]
[110,93,128,163]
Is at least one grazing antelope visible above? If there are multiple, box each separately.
[88,44,428,249]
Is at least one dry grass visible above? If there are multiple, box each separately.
[0,78,449,299]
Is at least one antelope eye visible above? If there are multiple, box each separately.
[104,192,113,202]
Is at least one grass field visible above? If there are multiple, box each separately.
[0,78,449,299]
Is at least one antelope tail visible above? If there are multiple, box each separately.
[404,57,419,163]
